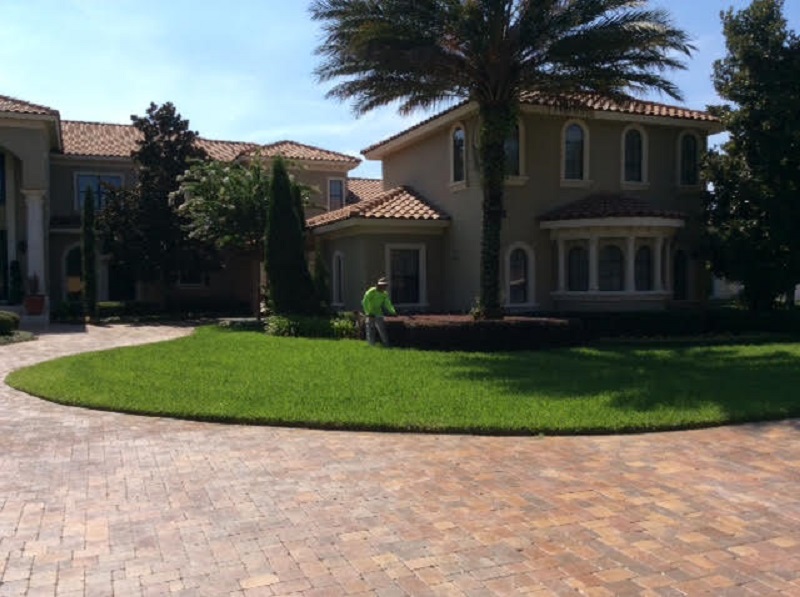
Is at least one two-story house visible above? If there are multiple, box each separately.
[0,94,377,317]
[307,93,724,313]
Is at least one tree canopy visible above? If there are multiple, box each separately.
[311,0,693,317]
[703,0,800,310]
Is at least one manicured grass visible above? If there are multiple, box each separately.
[6,326,800,434]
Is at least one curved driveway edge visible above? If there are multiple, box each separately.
[1,325,799,596]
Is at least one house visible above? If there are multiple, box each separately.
[0,91,723,321]
[0,94,373,318]
[308,93,724,313]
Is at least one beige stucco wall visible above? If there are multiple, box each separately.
[379,109,712,311]
[49,157,136,220]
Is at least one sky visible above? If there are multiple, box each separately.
[1,0,797,180]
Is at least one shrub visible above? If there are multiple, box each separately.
[51,301,84,323]
[265,315,340,338]
[0,310,21,335]
[331,315,359,339]
[218,318,265,332]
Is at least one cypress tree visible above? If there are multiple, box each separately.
[265,157,319,315]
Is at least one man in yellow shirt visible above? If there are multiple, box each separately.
[361,277,396,346]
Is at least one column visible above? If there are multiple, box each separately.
[589,235,599,292]
[625,236,636,292]
[654,237,664,292]
[23,189,46,294]
[557,237,566,292]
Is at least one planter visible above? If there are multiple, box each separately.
[23,294,46,316]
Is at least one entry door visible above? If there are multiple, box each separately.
[0,230,7,301]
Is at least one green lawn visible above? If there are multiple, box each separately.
[6,326,800,434]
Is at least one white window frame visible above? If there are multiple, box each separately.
[74,172,124,211]
[621,124,649,189]
[560,119,591,187]
[332,251,345,307]
[677,131,702,188]
[504,242,536,308]
[384,243,427,308]
[327,177,346,211]
[449,122,467,190]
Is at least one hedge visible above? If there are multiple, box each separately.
[0,310,21,335]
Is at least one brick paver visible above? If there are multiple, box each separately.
[1,324,799,596]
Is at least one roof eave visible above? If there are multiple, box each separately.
[310,217,450,235]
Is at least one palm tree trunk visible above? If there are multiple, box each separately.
[477,102,515,319]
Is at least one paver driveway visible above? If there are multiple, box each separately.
[1,324,799,596]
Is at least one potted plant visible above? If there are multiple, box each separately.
[23,273,46,316]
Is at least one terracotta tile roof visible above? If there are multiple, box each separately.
[363,93,719,155]
[540,193,687,221]
[347,178,384,204]
[60,121,354,165]
[241,140,360,165]
[307,186,450,229]
[0,94,59,116]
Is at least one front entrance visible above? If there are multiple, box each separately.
[0,230,7,301]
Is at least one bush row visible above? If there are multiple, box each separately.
[51,299,252,322]
[264,313,360,339]
[0,310,21,335]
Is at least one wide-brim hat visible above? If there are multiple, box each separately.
[377,277,388,286]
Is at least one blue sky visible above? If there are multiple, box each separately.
[1,0,797,179]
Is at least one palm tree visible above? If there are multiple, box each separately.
[311,0,693,318]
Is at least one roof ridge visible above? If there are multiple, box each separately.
[348,177,382,182]
[0,93,59,115]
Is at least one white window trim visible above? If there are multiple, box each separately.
[73,172,124,211]
[621,124,650,189]
[504,242,537,309]
[465,118,528,187]
[332,251,345,307]
[676,130,702,189]
[327,177,346,211]
[385,243,428,308]
[449,122,468,190]
[560,119,591,187]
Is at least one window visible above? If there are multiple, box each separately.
[507,245,532,304]
[0,152,5,206]
[75,174,123,210]
[568,246,589,291]
[680,133,699,186]
[624,128,644,183]
[599,245,624,291]
[564,123,586,180]
[387,245,425,305]
[635,246,653,291]
[504,123,520,177]
[332,252,344,305]
[328,178,345,210]
[452,126,466,183]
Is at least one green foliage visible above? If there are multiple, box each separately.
[174,157,271,251]
[265,315,336,338]
[81,186,97,318]
[265,158,320,315]
[0,310,20,335]
[8,260,23,305]
[311,0,693,316]
[704,0,800,310]
[98,102,208,286]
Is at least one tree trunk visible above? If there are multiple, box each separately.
[477,102,515,319]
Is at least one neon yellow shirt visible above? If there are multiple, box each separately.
[362,286,396,317]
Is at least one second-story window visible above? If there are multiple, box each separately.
[328,178,345,210]
[624,128,644,183]
[452,126,466,183]
[504,123,520,177]
[680,133,699,186]
[76,174,123,210]
[564,123,586,180]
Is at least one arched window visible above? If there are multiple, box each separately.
[332,252,345,305]
[452,126,466,183]
[504,123,520,177]
[680,133,699,185]
[506,245,533,304]
[568,246,589,291]
[599,245,624,291]
[564,123,586,180]
[624,128,643,183]
[635,246,653,291]
[65,246,82,301]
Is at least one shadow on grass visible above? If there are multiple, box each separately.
[446,344,800,423]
